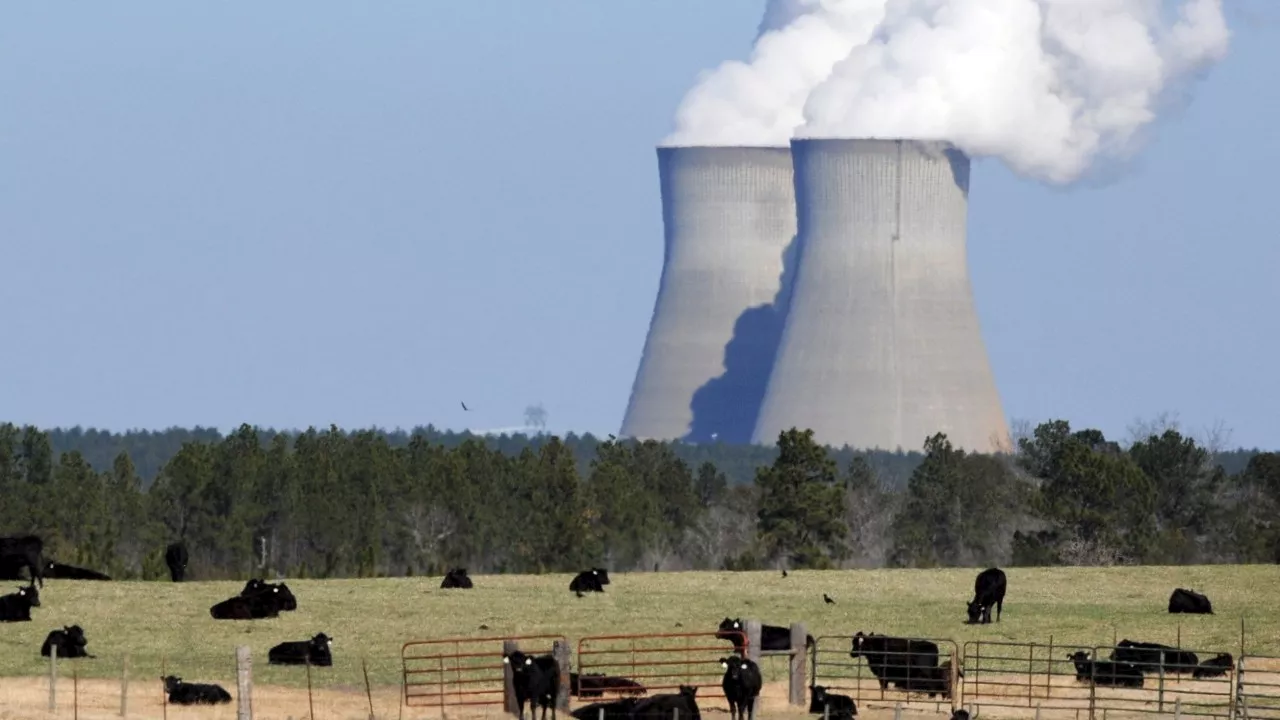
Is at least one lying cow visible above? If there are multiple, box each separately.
[569,672,646,697]
[269,633,333,667]
[44,561,111,581]
[242,579,297,611]
[632,686,700,720]
[1067,651,1144,688]
[809,685,857,720]
[569,568,610,594]
[571,698,638,720]
[1168,588,1213,615]
[210,587,285,620]
[441,567,473,589]
[41,625,94,658]
[1193,653,1234,679]
[0,585,40,622]
[1110,640,1198,673]
[162,676,232,705]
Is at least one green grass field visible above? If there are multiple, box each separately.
[0,564,1276,692]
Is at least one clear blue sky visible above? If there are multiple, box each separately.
[2,2,1277,449]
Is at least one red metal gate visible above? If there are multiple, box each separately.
[575,630,746,698]
[401,634,567,708]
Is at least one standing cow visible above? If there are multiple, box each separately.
[967,568,1006,624]
[0,536,46,588]
[720,656,762,720]
[165,542,188,582]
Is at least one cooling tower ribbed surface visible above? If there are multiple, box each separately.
[751,138,1009,453]
[619,146,797,442]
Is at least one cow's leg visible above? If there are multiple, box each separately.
[996,598,1003,622]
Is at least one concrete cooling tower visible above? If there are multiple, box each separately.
[751,138,1010,453]
[619,146,797,443]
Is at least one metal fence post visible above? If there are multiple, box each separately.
[121,655,129,718]
[49,643,57,711]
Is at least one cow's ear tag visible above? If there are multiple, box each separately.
[503,657,510,664]
[525,658,533,665]
[741,664,748,670]
[720,661,728,668]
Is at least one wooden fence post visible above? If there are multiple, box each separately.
[236,645,253,720]
[503,639,520,717]
[789,623,807,707]
[49,643,58,711]
[745,620,763,664]
[554,640,571,713]
[121,655,129,718]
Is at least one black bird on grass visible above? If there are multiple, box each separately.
[781,569,788,578]
[823,594,835,605]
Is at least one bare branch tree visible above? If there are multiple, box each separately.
[1125,410,1182,447]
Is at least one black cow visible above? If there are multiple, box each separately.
[41,625,94,658]
[951,711,971,720]
[571,698,638,720]
[569,568,611,594]
[632,686,700,720]
[1168,588,1213,614]
[569,672,646,698]
[165,542,188,582]
[44,561,111,581]
[0,554,32,581]
[210,587,285,620]
[503,650,561,720]
[162,676,232,705]
[0,585,40,622]
[1067,651,1144,688]
[242,579,297,611]
[0,536,45,588]
[809,685,857,720]
[906,660,961,698]
[717,617,815,655]
[850,632,940,690]
[1193,653,1233,679]
[441,567,474,589]
[966,567,1006,624]
[721,656,762,720]
[269,633,333,667]
[1110,640,1198,673]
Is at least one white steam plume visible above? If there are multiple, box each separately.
[662,0,889,148]
[797,0,1230,183]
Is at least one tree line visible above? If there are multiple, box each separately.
[1,420,1276,580]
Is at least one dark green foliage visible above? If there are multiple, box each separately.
[0,420,1269,577]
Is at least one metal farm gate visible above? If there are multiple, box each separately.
[575,630,747,698]
[811,634,961,714]
[1238,655,1280,720]
[401,634,568,710]
[961,640,1239,720]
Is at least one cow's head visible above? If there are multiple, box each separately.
[808,685,831,713]
[719,656,753,683]
[678,685,698,700]
[312,633,333,649]
[1067,651,1091,663]
[65,625,87,645]
[594,568,611,585]
[162,676,183,692]
[503,651,533,676]
[965,600,983,624]
[18,585,39,607]
[850,631,869,657]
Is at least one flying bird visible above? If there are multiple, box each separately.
[461,401,471,411]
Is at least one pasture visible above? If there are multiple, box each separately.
[0,565,1276,719]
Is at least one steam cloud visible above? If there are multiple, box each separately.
[662,1,889,147]
[667,0,1230,183]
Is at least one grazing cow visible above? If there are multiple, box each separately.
[210,587,286,620]
[503,650,561,720]
[1067,651,1144,688]
[966,568,1006,624]
[1168,588,1213,615]
[571,698,638,720]
[441,567,474,589]
[1193,653,1234,679]
[242,579,298,611]
[269,633,333,667]
[44,561,111,581]
[569,672,646,698]
[720,656,762,720]
[809,685,857,720]
[162,676,232,705]
[0,536,45,588]
[849,632,940,690]
[632,686,700,720]
[41,625,94,659]
[165,543,188,583]
[569,568,611,594]
[0,585,40,622]
[716,617,815,655]
[1110,640,1198,673]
